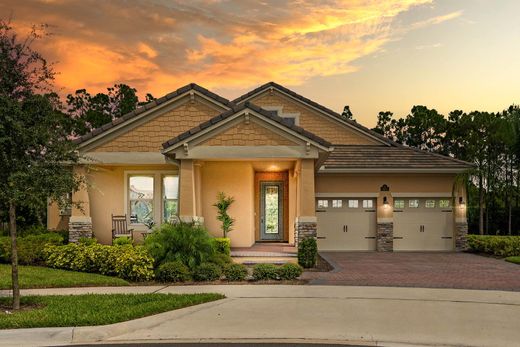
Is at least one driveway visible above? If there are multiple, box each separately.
[302,252,520,291]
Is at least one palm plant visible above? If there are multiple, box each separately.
[213,192,235,238]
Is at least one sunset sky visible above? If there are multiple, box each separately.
[2,0,519,126]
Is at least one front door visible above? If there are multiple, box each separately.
[260,181,284,240]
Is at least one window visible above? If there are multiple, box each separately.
[362,199,373,208]
[409,199,419,208]
[394,199,405,209]
[282,117,296,126]
[348,200,359,208]
[332,199,342,208]
[129,176,154,224]
[163,175,179,222]
[439,199,450,208]
[317,200,328,208]
[425,200,435,208]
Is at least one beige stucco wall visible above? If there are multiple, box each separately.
[200,161,255,247]
[316,173,457,194]
[249,90,378,145]
[93,99,220,152]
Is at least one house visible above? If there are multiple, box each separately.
[47,82,472,252]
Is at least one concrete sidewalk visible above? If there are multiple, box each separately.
[1,285,520,347]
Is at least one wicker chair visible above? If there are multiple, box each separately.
[111,214,134,243]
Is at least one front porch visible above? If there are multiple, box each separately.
[231,243,297,265]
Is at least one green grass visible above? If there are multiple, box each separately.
[0,293,224,329]
[505,256,520,264]
[0,264,129,289]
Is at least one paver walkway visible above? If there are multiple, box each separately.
[302,252,520,291]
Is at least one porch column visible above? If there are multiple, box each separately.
[68,165,92,243]
[294,159,317,245]
[179,159,203,224]
[376,185,394,252]
[454,184,468,251]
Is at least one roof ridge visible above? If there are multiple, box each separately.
[161,101,332,150]
[74,83,233,145]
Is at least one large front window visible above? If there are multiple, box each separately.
[127,172,178,226]
[129,176,154,224]
[163,175,179,223]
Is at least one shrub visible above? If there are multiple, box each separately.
[505,256,520,264]
[113,236,133,246]
[155,260,191,282]
[252,263,278,281]
[145,222,214,268]
[298,237,317,268]
[44,243,154,281]
[0,233,64,265]
[277,263,303,280]
[224,263,248,281]
[193,262,222,281]
[208,252,232,269]
[78,237,98,246]
[212,237,231,256]
[467,235,520,257]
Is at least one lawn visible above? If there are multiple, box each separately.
[0,264,129,289]
[505,256,520,264]
[0,293,224,329]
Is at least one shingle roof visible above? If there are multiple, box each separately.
[73,83,234,145]
[232,81,394,146]
[162,101,332,150]
[321,145,473,171]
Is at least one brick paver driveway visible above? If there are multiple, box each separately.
[302,252,520,291]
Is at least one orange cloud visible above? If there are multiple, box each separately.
[1,0,461,98]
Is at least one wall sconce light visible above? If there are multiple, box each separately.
[383,196,389,206]
[459,197,465,206]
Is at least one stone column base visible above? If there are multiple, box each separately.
[294,217,317,246]
[376,222,393,252]
[68,216,92,243]
[455,222,468,251]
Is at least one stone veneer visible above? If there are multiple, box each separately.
[68,216,93,243]
[376,222,393,252]
[294,220,317,246]
[455,222,468,251]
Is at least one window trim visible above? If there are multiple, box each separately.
[124,170,178,230]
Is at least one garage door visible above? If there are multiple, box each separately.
[316,198,376,251]
[393,198,454,251]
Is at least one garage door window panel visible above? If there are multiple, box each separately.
[439,199,450,208]
[425,200,435,208]
[362,200,373,208]
[409,199,419,208]
[317,199,329,208]
[332,199,342,208]
[394,199,405,209]
[348,200,359,208]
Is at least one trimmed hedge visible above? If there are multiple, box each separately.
[44,243,154,281]
[505,256,520,264]
[212,237,231,256]
[224,263,248,281]
[208,252,232,269]
[467,235,520,257]
[277,263,303,280]
[156,261,191,282]
[0,233,64,265]
[193,262,222,281]
[298,238,317,268]
[252,263,279,280]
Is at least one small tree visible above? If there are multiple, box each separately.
[213,192,235,238]
[0,19,84,310]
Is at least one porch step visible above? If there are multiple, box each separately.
[231,251,297,257]
[232,256,297,265]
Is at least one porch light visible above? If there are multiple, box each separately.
[383,196,389,206]
[458,197,465,206]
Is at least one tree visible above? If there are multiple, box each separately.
[0,19,83,310]
[341,105,354,121]
[373,111,393,137]
[67,84,156,135]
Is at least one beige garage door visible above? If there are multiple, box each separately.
[316,198,376,251]
[393,198,454,251]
